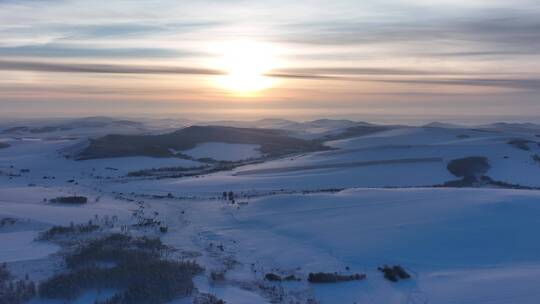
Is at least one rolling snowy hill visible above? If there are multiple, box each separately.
[2,117,540,304]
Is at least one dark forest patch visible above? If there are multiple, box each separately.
[314,125,391,142]
[508,139,534,151]
[38,234,203,304]
[443,156,490,187]
[49,196,88,205]
[447,157,490,179]
[77,126,329,160]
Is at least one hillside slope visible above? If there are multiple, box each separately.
[77,125,329,160]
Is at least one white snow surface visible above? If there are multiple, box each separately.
[0,231,58,263]
[181,188,540,304]
[2,120,540,303]
[181,142,261,161]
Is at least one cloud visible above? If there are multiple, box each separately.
[0,44,194,58]
[2,60,538,91]
[0,0,539,119]
[374,78,540,91]
[0,60,223,75]
[277,10,540,59]
[273,67,479,76]
[59,22,223,39]
[268,71,540,91]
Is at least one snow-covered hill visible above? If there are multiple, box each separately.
[2,117,540,303]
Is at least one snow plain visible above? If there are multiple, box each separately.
[2,119,540,303]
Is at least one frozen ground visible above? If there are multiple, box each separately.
[1,118,540,303]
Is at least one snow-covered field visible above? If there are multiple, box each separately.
[211,188,540,303]
[100,124,540,197]
[181,142,261,161]
[1,118,540,303]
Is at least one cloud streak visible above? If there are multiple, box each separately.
[0,44,194,58]
[0,60,224,76]
[0,0,539,117]
[2,60,538,91]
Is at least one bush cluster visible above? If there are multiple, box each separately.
[0,263,36,304]
[127,165,208,177]
[307,272,366,283]
[49,196,88,204]
[264,273,301,282]
[0,218,17,228]
[38,222,100,240]
[193,292,226,304]
[39,234,203,304]
[378,265,410,282]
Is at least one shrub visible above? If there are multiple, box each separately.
[378,265,410,282]
[307,272,365,283]
[264,273,300,281]
[39,234,203,304]
[38,223,100,240]
[284,274,301,281]
[264,273,282,281]
[0,263,11,283]
[49,196,88,204]
[0,218,17,228]
[64,234,163,269]
[0,263,36,304]
[210,271,225,282]
[193,293,226,304]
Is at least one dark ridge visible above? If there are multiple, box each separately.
[314,125,391,142]
[439,175,540,190]
[77,126,329,160]
[1,126,30,133]
[507,139,534,151]
[1,117,143,134]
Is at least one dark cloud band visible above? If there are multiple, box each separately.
[0,60,224,75]
[1,60,538,91]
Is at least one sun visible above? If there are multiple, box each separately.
[213,41,278,96]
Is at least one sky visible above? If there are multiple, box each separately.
[1,0,539,121]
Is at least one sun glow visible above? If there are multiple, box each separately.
[213,41,279,96]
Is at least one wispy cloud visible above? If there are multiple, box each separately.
[0,44,195,58]
[374,78,540,91]
[2,60,537,91]
[0,60,223,75]
[283,15,540,46]
[0,0,539,117]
